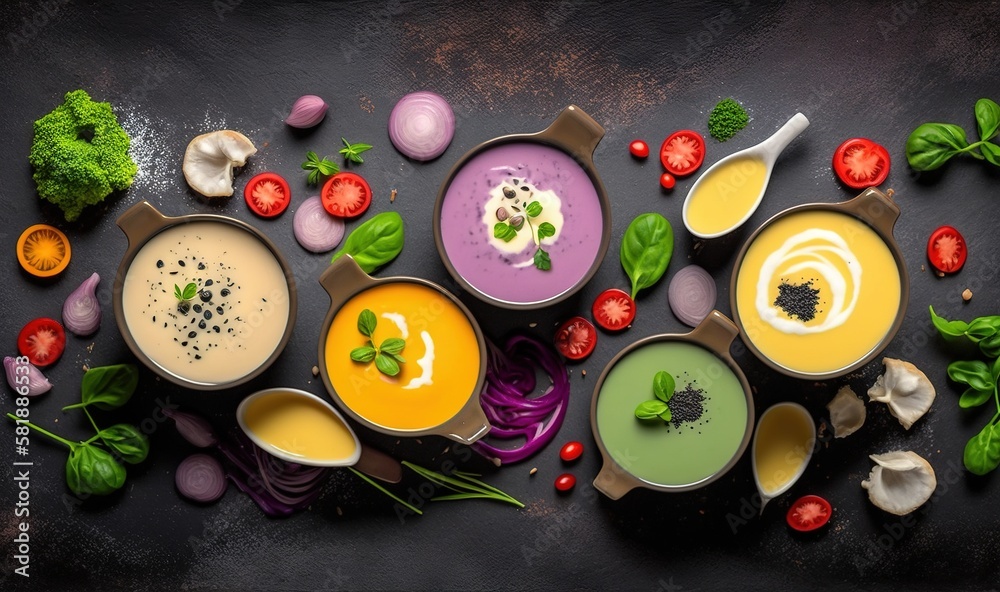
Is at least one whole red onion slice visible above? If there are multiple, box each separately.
[62,272,101,336]
[388,91,455,161]
[175,453,227,503]
[293,195,346,253]
[667,265,717,327]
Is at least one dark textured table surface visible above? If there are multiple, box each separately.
[2,1,1000,590]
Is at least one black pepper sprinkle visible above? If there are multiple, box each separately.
[187,331,197,338]
[773,280,820,322]
[216,306,224,315]
[156,260,164,268]
[198,263,206,270]
[193,304,202,313]
[178,260,186,267]
[204,279,213,286]
[203,310,212,320]
[194,354,202,360]
[198,320,207,329]
[213,326,220,333]
[221,288,230,297]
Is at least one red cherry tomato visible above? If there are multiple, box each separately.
[554,316,597,361]
[659,172,676,190]
[629,140,649,159]
[660,130,705,177]
[559,441,583,462]
[321,172,372,218]
[786,495,832,532]
[832,138,890,189]
[592,288,636,332]
[554,473,576,492]
[927,225,967,273]
[244,172,291,218]
[17,318,66,368]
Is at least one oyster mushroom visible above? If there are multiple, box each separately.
[182,130,257,198]
[826,385,866,438]
[861,450,937,515]
[867,357,936,430]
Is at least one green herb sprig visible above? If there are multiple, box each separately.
[402,461,524,508]
[174,282,197,302]
[634,370,675,424]
[930,306,1000,475]
[340,138,373,164]
[302,150,340,186]
[620,213,674,299]
[350,309,406,377]
[493,193,555,271]
[906,98,1000,171]
[6,364,148,496]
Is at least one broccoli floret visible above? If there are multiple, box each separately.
[29,90,137,221]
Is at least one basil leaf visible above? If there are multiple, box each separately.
[537,222,556,240]
[980,332,1000,358]
[947,360,993,391]
[66,364,139,411]
[620,213,674,299]
[964,421,1000,476]
[525,201,543,217]
[183,283,197,300]
[385,352,405,364]
[975,98,1000,141]
[959,386,994,409]
[174,284,183,300]
[374,353,400,376]
[635,400,668,420]
[653,371,675,403]
[533,248,551,271]
[331,211,404,273]
[979,141,1000,166]
[929,306,969,338]
[494,223,517,242]
[658,407,673,422]
[350,346,377,363]
[992,355,1000,380]
[380,337,405,355]
[66,444,127,496]
[966,317,998,341]
[97,424,150,464]
[357,309,377,337]
[905,123,969,171]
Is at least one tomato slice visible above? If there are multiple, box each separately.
[786,494,832,532]
[18,318,66,368]
[659,130,705,177]
[17,224,71,278]
[629,140,649,159]
[592,288,636,332]
[554,316,596,361]
[927,225,967,273]
[321,172,372,218]
[244,172,291,218]
[832,138,890,189]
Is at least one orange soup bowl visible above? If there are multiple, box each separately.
[113,201,297,390]
[730,188,909,380]
[317,256,491,444]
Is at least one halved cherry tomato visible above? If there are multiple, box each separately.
[629,140,649,159]
[659,172,676,190]
[17,224,71,278]
[554,473,576,492]
[786,494,832,532]
[559,441,583,462]
[18,318,66,368]
[592,288,636,332]
[321,172,372,218]
[660,130,705,177]
[554,316,597,361]
[832,138,890,189]
[927,225,967,273]
[244,172,291,218]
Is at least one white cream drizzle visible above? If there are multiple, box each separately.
[382,313,434,390]
[481,179,563,267]
[755,229,861,335]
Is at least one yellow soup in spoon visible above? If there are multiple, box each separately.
[324,282,482,431]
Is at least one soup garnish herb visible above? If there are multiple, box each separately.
[620,213,674,299]
[635,370,676,422]
[493,192,556,271]
[174,282,197,314]
[905,98,1000,171]
[349,308,406,377]
[302,150,339,186]
[339,137,373,164]
[331,211,404,273]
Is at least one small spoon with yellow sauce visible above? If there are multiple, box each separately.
[683,113,809,239]
[751,402,816,513]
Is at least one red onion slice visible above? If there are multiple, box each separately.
[388,91,455,161]
[3,356,53,397]
[175,453,227,503]
[293,196,345,253]
[667,265,717,327]
[62,272,101,336]
[162,408,218,448]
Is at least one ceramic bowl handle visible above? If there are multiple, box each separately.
[116,201,168,246]
[839,187,901,237]
[441,402,491,445]
[536,105,605,159]
[319,256,375,307]
[593,460,637,500]
[687,310,739,356]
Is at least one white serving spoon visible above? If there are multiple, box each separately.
[682,112,810,239]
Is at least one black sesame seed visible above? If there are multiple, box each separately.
[198,320,207,329]
[178,260,186,267]
[187,331,197,338]
[194,354,202,360]
[774,280,820,322]
[193,304,202,313]
[203,310,212,320]
[220,288,230,297]
[213,326,220,333]
[156,260,164,268]
[204,279,214,287]
[216,306,224,315]
[198,262,206,270]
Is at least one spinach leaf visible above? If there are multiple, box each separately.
[980,332,1000,358]
[620,213,674,299]
[960,387,994,409]
[905,123,969,171]
[65,444,127,496]
[947,360,994,391]
[964,420,1000,476]
[929,305,968,338]
[979,141,1000,166]
[96,424,149,464]
[975,98,1000,141]
[63,364,139,411]
[331,211,404,273]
